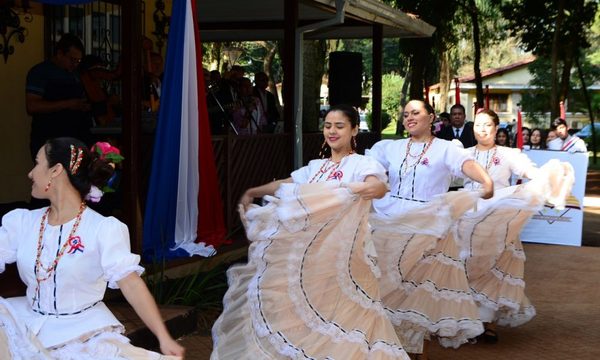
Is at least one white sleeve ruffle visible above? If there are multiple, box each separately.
[290,161,313,183]
[445,142,474,178]
[353,155,388,183]
[508,148,536,178]
[0,209,27,273]
[97,217,145,289]
[365,140,394,169]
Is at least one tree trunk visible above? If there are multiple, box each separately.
[438,50,451,113]
[558,37,575,111]
[397,60,411,135]
[468,0,484,109]
[575,55,597,163]
[260,41,281,111]
[303,40,327,132]
[550,0,566,119]
[205,43,222,71]
[409,44,427,100]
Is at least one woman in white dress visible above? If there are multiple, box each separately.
[458,110,571,343]
[211,104,411,359]
[0,137,184,359]
[366,99,494,358]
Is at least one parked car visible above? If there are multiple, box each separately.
[574,123,600,139]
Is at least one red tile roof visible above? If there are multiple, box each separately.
[458,56,536,83]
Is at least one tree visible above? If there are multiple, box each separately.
[455,0,504,109]
[502,0,598,119]
[387,0,461,100]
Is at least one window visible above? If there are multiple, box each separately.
[488,94,509,113]
[46,2,122,67]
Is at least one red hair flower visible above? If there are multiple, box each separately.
[92,142,124,164]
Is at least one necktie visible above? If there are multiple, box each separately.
[455,128,460,139]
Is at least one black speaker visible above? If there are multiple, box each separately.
[328,52,362,107]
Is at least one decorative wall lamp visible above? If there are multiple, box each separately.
[0,0,32,64]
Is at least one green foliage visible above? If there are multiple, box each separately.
[385,0,462,97]
[145,261,230,330]
[366,111,392,134]
[501,0,597,57]
[365,73,402,132]
[202,41,283,83]
[522,57,600,126]
[588,11,600,65]
[381,73,404,123]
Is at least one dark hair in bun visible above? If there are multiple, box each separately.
[44,137,115,200]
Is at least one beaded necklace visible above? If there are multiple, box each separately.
[400,137,434,176]
[470,146,497,191]
[308,152,353,183]
[474,146,497,172]
[33,202,86,306]
[397,137,435,198]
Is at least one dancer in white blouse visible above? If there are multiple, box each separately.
[458,110,568,344]
[0,137,184,359]
[212,104,410,359]
[367,100,493,359]
[464,110,539,192]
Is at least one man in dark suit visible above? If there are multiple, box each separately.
[253,72,280,133]
[436,104,476,148]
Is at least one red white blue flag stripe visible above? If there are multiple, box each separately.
[143,0,226,261]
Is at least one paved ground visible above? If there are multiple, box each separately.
[175,170,600,359]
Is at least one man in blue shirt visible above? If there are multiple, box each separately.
[26,33,91,159]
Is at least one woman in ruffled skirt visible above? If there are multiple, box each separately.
[0,138,184,359]
[211,105,410,359]
[366,100,494,358]
[457,109,574,343]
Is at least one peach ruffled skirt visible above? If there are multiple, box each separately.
[371,191,484,354]
[0,297,178,360]
[456,159,575,327]
[211,182,409,360]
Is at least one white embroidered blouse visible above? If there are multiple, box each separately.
[463,145,536,191]
[0,207,143,348]
[366,138,472,218]
[291,153,387,184]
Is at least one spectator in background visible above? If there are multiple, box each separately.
[206,67,245,135]
[232,77,267,135]
[495,128,510,146]
[439,111,451,128]
[79,55,121,126]
[26,33,92,160]
[546,129,558,144]
[518,127,531,148]
[253,72,280,133]
[433,111,451,135]
[143,52,164,112]
[529,128,546,150]
[436,104,477,148]
[547,118,587,153]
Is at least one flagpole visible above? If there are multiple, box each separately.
[454,77,460,105]
[517,106,523,149]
